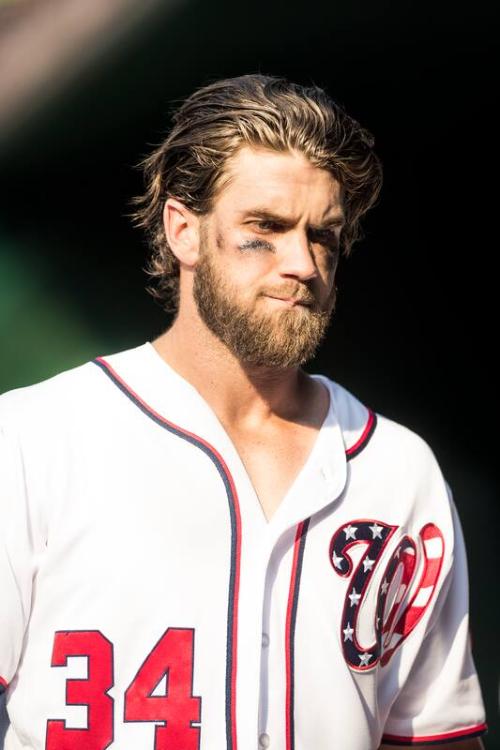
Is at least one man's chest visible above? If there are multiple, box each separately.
[10,434,446,750]
[225,422,324,522]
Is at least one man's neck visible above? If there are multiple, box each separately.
[152,309,323,432]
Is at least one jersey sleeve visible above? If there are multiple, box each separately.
[381,488,487,746]
[0,417,37,692]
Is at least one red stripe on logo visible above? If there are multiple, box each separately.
[419,557,442,588]
[422,525,441,540]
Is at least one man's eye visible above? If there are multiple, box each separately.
[255,220,280,232]
[311,231,340,251]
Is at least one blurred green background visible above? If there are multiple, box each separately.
[0,0,497,745]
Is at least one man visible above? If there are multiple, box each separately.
[0,75,486,749]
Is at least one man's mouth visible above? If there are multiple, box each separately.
[265,295,314,308]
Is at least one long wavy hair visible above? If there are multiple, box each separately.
[132,74,383,313]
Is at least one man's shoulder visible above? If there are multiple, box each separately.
[322,375,455,538]
[0,342,148,433]
[320,374,443,476]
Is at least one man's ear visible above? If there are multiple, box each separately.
[162,197,201,267]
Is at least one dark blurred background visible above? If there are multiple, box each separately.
[0,0,498,745]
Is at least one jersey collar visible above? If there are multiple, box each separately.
[98,342,349,533]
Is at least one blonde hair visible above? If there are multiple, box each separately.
[132,74,383,313]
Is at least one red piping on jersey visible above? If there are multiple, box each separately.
[285,519,310,750]
[0,676,7,689]
[284,408,377,745]
[381,722,488,745]
[94,356,241,750]
[345,409,377,459]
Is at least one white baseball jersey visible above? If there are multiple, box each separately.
[0,341,486,749]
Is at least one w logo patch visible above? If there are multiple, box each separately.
[329,520,444,671]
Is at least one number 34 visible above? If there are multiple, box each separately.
[46,628,201,750]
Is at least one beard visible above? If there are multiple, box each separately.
[192,244,336,369]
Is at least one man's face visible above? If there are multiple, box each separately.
[192,145,344,368]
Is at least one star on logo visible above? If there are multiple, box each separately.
[369,523,384,539]
[362,556,375,572]
[332,551,344,570]
[359,652,373,666]
[343,622,354,642]
[381,579,389,595]
[349,587,361,607]
[343,524,358,540]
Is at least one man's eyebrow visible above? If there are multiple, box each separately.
[239,208,345,230]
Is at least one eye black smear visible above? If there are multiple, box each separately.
[238,239,275,252]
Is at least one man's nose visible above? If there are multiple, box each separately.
[278,233,317,281]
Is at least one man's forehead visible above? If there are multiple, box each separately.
[235,204,345,226]
[218,144,344,220]
[224,144,339,184]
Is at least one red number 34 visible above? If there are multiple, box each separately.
[45,628,201,750]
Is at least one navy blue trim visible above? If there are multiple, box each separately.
[0,683,5,695]
[346,412,378,461]
[93,358,237,750]
[289,518,310,750]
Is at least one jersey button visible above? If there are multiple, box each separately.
[261,632,270,648]
[258,732,270,748]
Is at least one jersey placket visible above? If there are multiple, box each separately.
[249,419,347,750]
[147,379,349,750]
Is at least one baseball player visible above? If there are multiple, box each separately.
[0,75,486,749]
